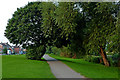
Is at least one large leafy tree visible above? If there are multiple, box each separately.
[82,2,119,66]
[5,2,44,46]
[5,2,47,59]
[5,1,119,64]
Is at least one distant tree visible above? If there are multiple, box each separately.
[3,48,7,54]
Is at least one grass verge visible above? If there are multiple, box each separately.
[49,54,119,80]
[0,55,2,79]
[2,55,55,78]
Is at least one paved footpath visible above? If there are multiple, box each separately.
[43,54,90,80]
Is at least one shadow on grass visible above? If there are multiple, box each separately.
[39,59,47,61]
[53,58,90,66]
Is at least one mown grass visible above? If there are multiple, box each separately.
[2,55,55,78]
[0,55,2,79]
[49,54,119,80]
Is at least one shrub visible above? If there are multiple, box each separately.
[51,46,73,58]
[84,55,103,64]
[108,53,119,67]
[26,45,46,60]
[84,55,92,62]
[84,54,119,67]
[91,56,100,63]
[2,48,7,54]
[51,47,61,55]
[60,46,73,58]
[26,48,35,59]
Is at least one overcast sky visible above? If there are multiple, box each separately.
[0,0,39,44]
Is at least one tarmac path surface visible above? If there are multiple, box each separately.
[43,54,90,80]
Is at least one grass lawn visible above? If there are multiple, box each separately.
[2,55,55,78]
[0,55,2,79]
[49,54,119,79]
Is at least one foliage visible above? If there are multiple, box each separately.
[84,54,119,67]
[82,2,118,54]
[2,48,7,54]
[55,2,87,57]
[5,1,120,62]
[84,55,102,64]
[46,46,53,54]
[5,2,45,47]
[5,2,48,59]
[108,53,120,67]
[60,46,73,58]
[26,45,46,60]
[107,11,120,54]
[41,2,56,35]
[41,2,57,46]
[68,12,86,56]
[41,2,71,48]
[51,47,61,55]
[80,2,119,66]
[55,2,78,39]
[51,46,73,58]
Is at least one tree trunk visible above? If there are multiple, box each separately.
[99,58,103,64]
[99,46,110,66]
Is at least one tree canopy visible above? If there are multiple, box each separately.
[5,2,120,66]
[5,2,48,59]
[5,2,44,47]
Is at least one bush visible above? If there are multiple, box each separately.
[84,55,92,62]
[2,48,7,54]
[84,55,102,64]
[51,47,61,55]
[51,46,73,58]
[84,54,119,67]
[91,57,100,63]
[26,48,35,59]
[108,53,119,67]
[26,45,46,60]
[60,46,73,58]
